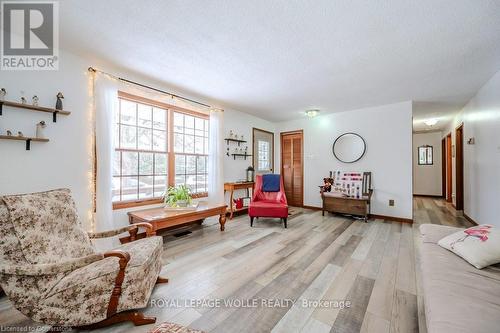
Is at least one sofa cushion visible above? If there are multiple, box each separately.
[248,200,288,217]
[420,234,500,332]
[438,225,500,269]
[419,224,462,244]
[2,189,94,265]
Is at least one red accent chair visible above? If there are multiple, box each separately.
[249,174,289,228]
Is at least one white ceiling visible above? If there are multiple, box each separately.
[60,0,500,128]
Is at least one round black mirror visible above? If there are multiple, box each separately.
[332,133,366,163]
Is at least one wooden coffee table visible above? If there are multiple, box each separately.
[122,202,227,243]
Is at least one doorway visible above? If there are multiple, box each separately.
[252,128,274,173]
[280,130,303,207]
[446,133,452,202]
[455,124,464,210]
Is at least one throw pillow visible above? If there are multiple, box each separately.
[438,224,500,269]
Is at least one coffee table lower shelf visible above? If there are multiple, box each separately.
[121,203,227,243]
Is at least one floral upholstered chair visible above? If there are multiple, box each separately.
[0,189,168,329]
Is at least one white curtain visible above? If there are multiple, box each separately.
[94,74,118,232]
[208,108,225,204]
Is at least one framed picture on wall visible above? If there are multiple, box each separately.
[418,145,433,165]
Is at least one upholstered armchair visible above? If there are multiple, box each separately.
[0,189,167,329]
[249,174,289,228]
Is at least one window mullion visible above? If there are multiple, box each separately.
[168,109,175,188]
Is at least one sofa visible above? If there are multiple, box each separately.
[419,224,500,333]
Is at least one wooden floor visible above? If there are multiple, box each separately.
[0,197,473,333]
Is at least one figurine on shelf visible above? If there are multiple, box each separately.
[32,95,39,106]
[0,88,6,101]
[36,121,47,139]
[6,130,12,136]
[17,131,24,137]
[55,92,64,110]
[226,147,230,156]
[240,135,244,141]
[21,97,27,104]
[229,130,234,139]
[234,134,239,140]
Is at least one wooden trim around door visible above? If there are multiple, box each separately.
[441,137,446,198]
[252,127,275,172]
[446,133,452,203]
[280,130,304,207]
[455,123,464,210]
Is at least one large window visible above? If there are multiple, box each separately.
[173,112,209,193]
[112,92,208,208]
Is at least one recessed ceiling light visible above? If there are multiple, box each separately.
[305,109,320,118]
[424,118,438,126]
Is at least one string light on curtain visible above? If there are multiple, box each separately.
[87,68,97,232]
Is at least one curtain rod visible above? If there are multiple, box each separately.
[88,66,212,108]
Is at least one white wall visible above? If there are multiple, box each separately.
[223,109,275,182]
[413,131,442,196]
[221,109,275,204]
[443,70,500,226]
[0,50,94,228]
[274,101,414,219]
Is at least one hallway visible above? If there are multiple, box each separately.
[413,196,473,228]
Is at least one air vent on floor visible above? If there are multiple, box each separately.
[173,230,192,238]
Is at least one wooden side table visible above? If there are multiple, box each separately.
[224,181,254,219]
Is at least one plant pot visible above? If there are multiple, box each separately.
[176,200,188,207]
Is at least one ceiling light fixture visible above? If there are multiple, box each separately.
[305,109,320,118]
[424,118,438,126]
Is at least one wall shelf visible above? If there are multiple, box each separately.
[225,138,247,146]
[0,100,71,122]
[231,153,252,160]
[0,135,49,150]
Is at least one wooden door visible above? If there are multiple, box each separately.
[441,138,446,198]
[446,133,452,202]
[281,131,303,206]
[455,124,464,210]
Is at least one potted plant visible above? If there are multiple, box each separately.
[164,185,192,207]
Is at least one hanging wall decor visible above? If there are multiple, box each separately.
[332,132,366,163]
